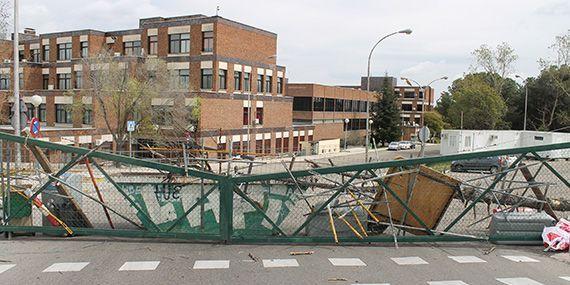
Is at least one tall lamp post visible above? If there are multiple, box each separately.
[365,28,412,162]
[13,0,21,169]
[400,76,448,157]
[515,75,528,131]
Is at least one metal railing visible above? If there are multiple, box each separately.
[0,131,568,244]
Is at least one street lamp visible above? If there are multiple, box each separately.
[365,28,412,162]
[30,94,42,119]
[344,118,349,150]
[400,76,448,157]
[515,75,528,131]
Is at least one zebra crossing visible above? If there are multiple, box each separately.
[0,254,568,285]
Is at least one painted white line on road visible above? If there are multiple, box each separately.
[0,264,16,274]
[328,258,366,267]
[560,276,570,281]
[43,262,89,272]
[119,261,160,271]
[428,281,470,285]
[501,256,540,263]
[262,259,299,268]
[391,256,429,265]
[351,284,390,285]
[448,256,486,264]
[193,260,230,269]
[496,277,544,285]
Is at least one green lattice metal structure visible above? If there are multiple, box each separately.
[0,131,568,244]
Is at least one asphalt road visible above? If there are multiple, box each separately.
[0,237,568,285]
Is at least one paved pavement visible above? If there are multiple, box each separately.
[0,238,568,285]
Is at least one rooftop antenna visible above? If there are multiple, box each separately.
[216,5,220,16]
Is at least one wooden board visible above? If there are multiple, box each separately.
[370,164,461,235]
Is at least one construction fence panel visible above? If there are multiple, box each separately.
[1,131,569,244]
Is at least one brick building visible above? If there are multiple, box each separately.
[287,83,375,145]
[0,14,314,156]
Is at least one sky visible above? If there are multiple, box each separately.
[9,0,570,100]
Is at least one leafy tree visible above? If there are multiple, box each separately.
[435,91,454,126]
[471,42,518,93]
[448,75,507,130]
[525,65,570,131]
[424,111,445,139]
[371,78,400,146]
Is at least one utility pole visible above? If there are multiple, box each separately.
[13,0,21,169]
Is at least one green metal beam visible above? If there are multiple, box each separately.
[165,184,218,232]
[444,153,527,232]
[0,132,220,181]
[233,142,570,183]
[92,160,161,232]
[291,170,363,236]
[531,151,570,188]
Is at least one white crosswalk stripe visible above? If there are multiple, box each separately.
[328,258,366,266]
[0,264,16,274]
[560,276,570,281]
[391,256,429,265]
[262,259,299,268]
[118,261,160,271]
[496,277,544,285]
[43,262,89,272]
[501,256,540,263]
[193,260,230,269]
[428,281,470,285]
[448,256,486,264]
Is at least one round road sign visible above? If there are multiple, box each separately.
[30,117,41,138]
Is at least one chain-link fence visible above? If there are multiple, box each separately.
[0,131,568,244]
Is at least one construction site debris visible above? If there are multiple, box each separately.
[542,218,570,252]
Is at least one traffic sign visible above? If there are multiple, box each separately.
[30,117,41,138]
[418,126,431,143]
[127,121,137,132]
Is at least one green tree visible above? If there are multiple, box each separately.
[448,75,507,130]
[371,78,401,146]
[424,111,445,139]
[435,91,454,126]
[471,42,518,93]
[525,65,570,131]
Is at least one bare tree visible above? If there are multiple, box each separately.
[71,50,200,153]
[470,42,518,93]
[0,0,10,40]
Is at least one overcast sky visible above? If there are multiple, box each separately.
[13,0,570,99]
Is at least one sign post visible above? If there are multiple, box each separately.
[127,121,136,158]
[418,126,430,157]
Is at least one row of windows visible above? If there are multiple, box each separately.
[395,90,424,99]
[0,73,24,90]
[6,103,92,125]
[343,119,368,131]
[217,134,314,155]
[200,69,283,93]
[401,104,423,112]
[293,97,370,113]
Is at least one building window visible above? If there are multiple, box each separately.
[242,107,249,126]
[264,138,271,154]
[234,71,242,91]
[200,68,213,89]
[55,104,72,123]
[18,50,24,61]
[255,139,263,154]
[57,43,72,60]
[202,31,213,52]
[335,99,344,112]
[277,77,283,94]
[18,73,23,89]
[75,71,82,89]
[38,104,46,122]
[404,91,415,99]
[148,36,158,55]
[313,97,324,111]
[325,98,335,111]
[293,136,299,152]
[402,104,412,112]
[418,91,424,99]
[257,74,264,93]
[42,74,49,89]
[42,45,50,61]
[244,72,251,92]
[57,73,71,90]
[31,49,40,62]
[169,33,190,54]
[256,107,263,125]
[417,104,423,112]
[80,41,89,58]
[0,74,9,90]
[275,137,282,153]
[283,137,289,152]
[83,105,93,125]
[218,69,227,90]
[293,97,312,111]
[124,41,141,56]
[170,69,189,89]
[265,75,272,93]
